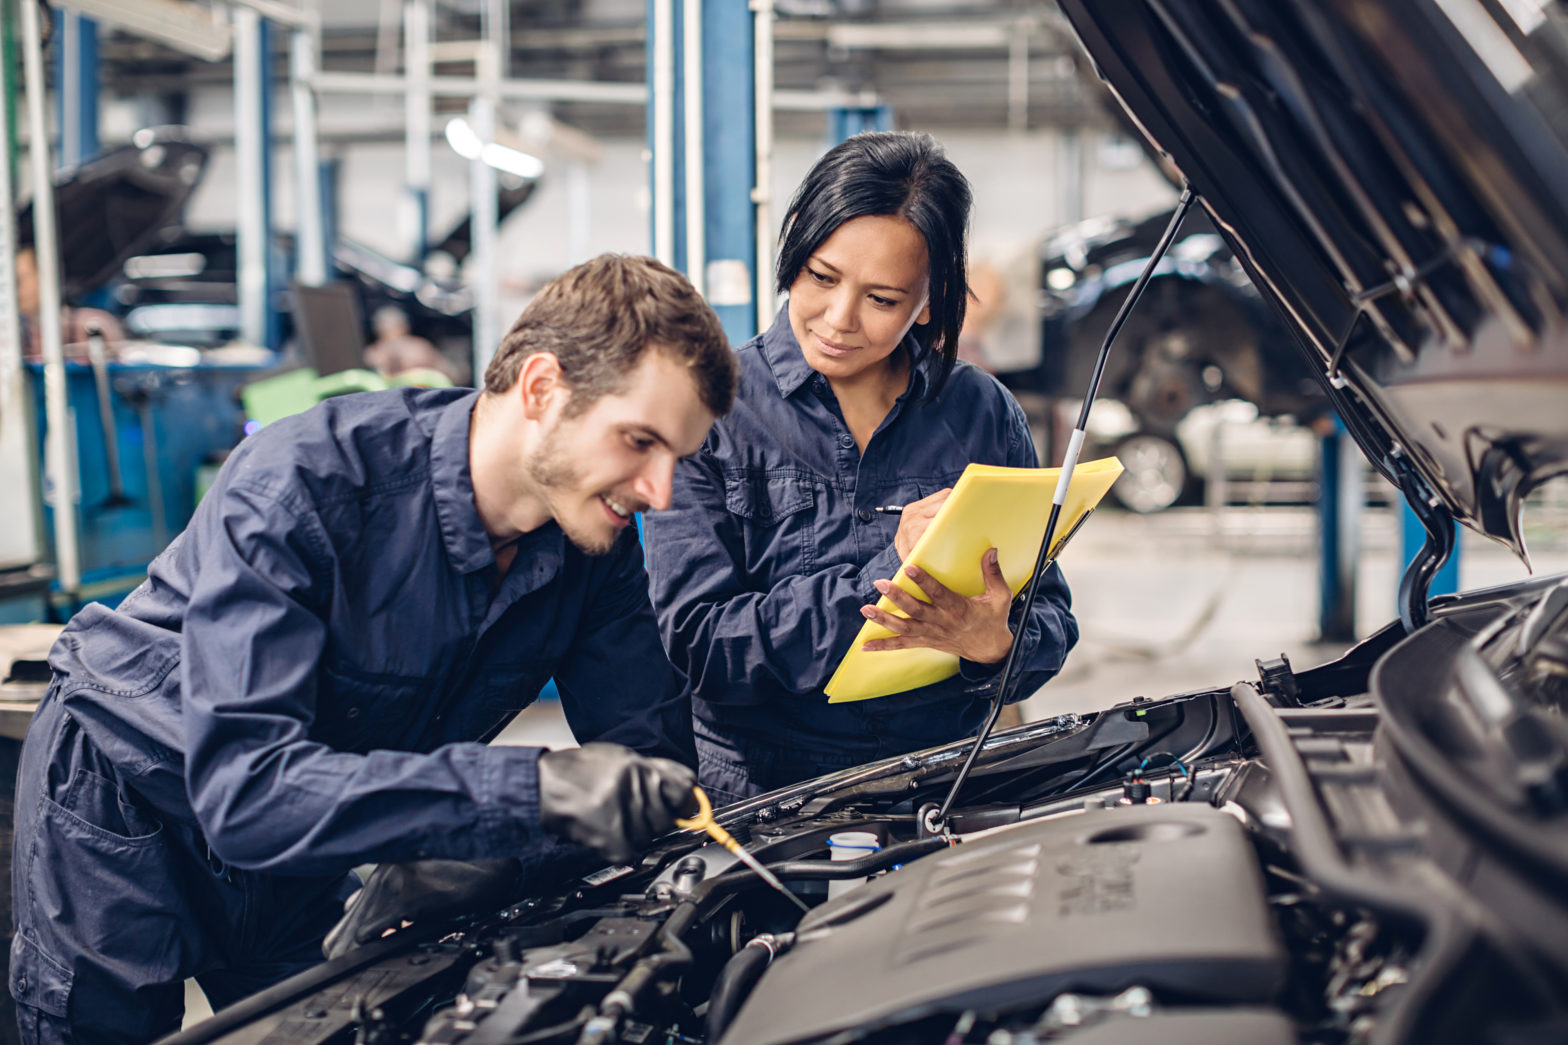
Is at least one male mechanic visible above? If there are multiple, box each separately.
[10,254,738,1044]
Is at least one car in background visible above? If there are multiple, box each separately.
[998,206,1334,505]
[1002,206,1329,432]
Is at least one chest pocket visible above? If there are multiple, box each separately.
[723,472,819,579]
[316,662,428,752]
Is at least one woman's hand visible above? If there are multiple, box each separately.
[893,488,951,561]
[859,548,1014,664]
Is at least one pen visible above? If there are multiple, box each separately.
[872,505,904,515]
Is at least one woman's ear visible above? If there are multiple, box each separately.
[915,298,931,326]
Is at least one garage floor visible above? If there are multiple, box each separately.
[182,500,1568,1027]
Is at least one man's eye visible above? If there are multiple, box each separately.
[808,268,833,285]
[628,435,654,450]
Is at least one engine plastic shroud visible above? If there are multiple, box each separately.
[723,804,1286,1045]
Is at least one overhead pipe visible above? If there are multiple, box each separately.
[467,0,503,377]
[403,0,432,260]
[20,0,81,596]
[291,27,327,285]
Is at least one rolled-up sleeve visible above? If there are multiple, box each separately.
[181,481,547,876]
[645,449,905,706]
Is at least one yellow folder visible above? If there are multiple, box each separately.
[824,457,1123,703]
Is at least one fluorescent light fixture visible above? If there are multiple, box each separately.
[56,0,231,61]
[445,117,544,179]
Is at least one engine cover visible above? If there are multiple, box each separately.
[722,804,1285,1045]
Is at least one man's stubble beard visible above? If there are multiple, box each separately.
[525,420,617,556]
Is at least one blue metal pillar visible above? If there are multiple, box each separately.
[649,0,758,344]
[700,1,757,342]
[319,157,340,270]
[258,20,282,351]
[827,104,892,146]
[1317,421,1360,642]
[53,11,99,167]
[1401,504,1460,599]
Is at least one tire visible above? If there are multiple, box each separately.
[1110,433,1188,513]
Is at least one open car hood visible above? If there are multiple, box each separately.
[19,130,207,299]
[1057,0,1568,559]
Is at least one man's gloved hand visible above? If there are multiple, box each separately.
[321,858,521,960]
[538,743,698,865]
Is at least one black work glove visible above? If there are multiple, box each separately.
[537,743,699,865]
[321,858,521,960]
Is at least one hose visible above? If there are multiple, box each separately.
[706,933,792,1041]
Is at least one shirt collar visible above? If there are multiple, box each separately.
[428,391,495,574]
[759,302,934,402]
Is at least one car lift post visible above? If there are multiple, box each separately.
[650,0,762,345]
[53,10,99,167]
[1317,419,1360,643]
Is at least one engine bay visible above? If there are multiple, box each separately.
[162,575,1568,1045]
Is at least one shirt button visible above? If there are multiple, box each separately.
[346,706,360,719]
[857,508,872,523]
[839,434,854,449]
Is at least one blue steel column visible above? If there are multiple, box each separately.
[827,104,892,146]
[234,10,280,351]
[259,20,282,351]
[53,10,99,167]
[700,1,757,342]
[1317,421,1360,642]
[650,0,757,343]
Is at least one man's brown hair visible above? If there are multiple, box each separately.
[483,254,736,418]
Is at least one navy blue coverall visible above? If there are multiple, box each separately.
[10,389,692,1043]
[644,308,1077,803]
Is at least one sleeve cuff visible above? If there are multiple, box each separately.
[483,745,546,855]
[856,543,906,603]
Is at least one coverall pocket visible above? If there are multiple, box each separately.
[9,931,71,1018]
[723,472,819,575]
[316,664,425,751]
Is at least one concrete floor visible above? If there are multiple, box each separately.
[182,500,1568,1028]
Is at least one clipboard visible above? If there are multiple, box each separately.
[823,456,1123,703]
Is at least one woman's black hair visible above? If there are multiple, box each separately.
[775,131,972,395]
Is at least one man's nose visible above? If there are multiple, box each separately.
[634,458,675,512]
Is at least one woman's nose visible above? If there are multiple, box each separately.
[824,286,857,332]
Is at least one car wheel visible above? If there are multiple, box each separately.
[1111,433,1188,513]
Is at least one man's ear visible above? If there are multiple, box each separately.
[516,352,565,421]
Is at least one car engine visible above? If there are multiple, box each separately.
[161,575,1568,1045]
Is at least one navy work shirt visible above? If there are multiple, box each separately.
[46,389,693,877]
[644,308,1077,794]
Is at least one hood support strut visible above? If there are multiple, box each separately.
[1393,450,1456,634]
[924,187,1199,835]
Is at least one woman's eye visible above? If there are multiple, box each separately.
[628,435,654,450]
[870,295,896,307]
[808,268,833,285]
